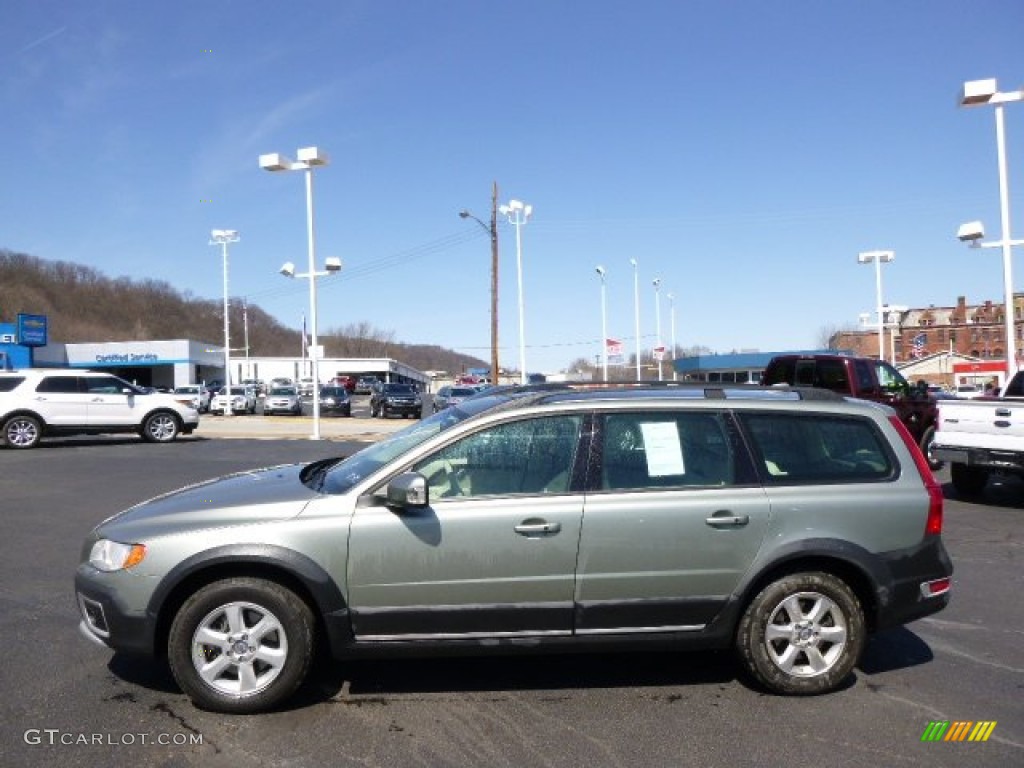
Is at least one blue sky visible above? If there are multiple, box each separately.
[2,1,1023,374]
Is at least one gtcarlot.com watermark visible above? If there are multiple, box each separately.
[24,729,202,747]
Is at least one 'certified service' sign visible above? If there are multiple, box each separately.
[17,314,48,347]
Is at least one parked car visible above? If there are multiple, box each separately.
[75,383,950,713]
[932,368,1024,496]
[370,382,422,418]
[297,377,316,397]
[432,385,478,413]
[172,385,211,413]
[242,378,266,396]
[354,376,378,395]
[954,384,986,399]
[330,376,356,393]
[318,385,352,417]
[762,353,941,469]
[1,369,199,449]
[209,386,256,415]
[262,386,303,416]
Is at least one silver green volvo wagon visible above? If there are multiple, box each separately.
[76,384,952,713]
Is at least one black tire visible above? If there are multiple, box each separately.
[736,572,864,696]
[168,577,315,714]
[2,414,42,449]
[141,411,181,443]
[950,462,988,497]
[920,425,943,471]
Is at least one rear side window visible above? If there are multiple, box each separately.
[598,411,745,490]
[0,377,25,392]
[34,376,81,394]
[737,412,894,484]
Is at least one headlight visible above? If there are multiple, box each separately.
[89,540,146,572]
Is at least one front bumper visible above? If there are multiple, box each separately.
[75,568,156,657]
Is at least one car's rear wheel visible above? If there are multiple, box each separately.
[141,411,181,443]
[3,414,42,449]
[920,426,943,471]
[168,577,315,714]
[736,572,864,695]
[950,462,988,497]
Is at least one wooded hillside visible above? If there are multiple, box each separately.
[0,249,487,374]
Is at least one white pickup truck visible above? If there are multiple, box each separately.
[931,370,1024,496]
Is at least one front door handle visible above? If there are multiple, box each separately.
[514,520,562,536]
[705,512,749,528]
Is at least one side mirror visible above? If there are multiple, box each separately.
[386,472,429,509]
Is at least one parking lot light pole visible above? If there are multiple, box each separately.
[278,258,342,438]
[499,199,532,385]
[630,258,641,380]
[959,78,1024,375]
[459,183,500,384]
[667,291,677,381]
[259,146,330,438]
[210,229,239,416]
[595,266,608,381]
[857,250,894,363]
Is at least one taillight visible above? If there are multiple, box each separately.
[889,415,943,535]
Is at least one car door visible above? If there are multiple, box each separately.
[31,375,90,427]
[574,410,771,634]
[346,414,586,639]
[83,375,139,426]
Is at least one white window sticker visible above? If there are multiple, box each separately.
[639,422,686,476]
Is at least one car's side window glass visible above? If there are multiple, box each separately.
[875,362,908,395]
[412,415,582,499]
[853,360,876,392]
[737,412,893,484]
[600,412,735,491]
[85,376,127,394]
[34,376,80,394]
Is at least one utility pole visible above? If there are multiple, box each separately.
[489,181,500,385]
[459,183,501,385]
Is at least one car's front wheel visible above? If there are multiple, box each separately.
[2,414,42,449]
[141,411,180,443]
[168,577,315,714]
[736,572,864,695]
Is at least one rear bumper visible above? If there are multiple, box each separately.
[932,445,1024,471]
[874,536,954,631]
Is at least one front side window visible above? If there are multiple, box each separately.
[737,412,893,484]
[412,415,583,499]
[84,376,131,394]
[599,411,737,491]
[875,361,908,394]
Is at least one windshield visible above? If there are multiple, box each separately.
[174,386,198,394]
[270,387,297,396]
[384,384,416,394]
[319,392,512,494]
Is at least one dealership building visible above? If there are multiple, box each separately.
[1,320,428,390]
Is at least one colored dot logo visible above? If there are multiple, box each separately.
[200,199,213,203]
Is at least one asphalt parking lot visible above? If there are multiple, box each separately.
[0,434,1021,768]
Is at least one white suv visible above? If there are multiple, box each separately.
[0,370,200,449]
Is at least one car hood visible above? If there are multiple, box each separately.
[95,464,319,541]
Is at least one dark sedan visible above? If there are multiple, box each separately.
[318,385,352,417]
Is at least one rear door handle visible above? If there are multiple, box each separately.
[705,513,749,528]
[514,521,562,536]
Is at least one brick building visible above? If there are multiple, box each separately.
[831,294,1024,365]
